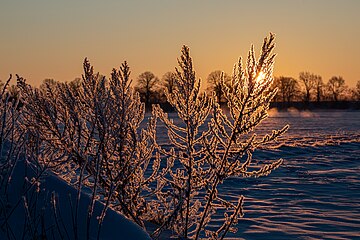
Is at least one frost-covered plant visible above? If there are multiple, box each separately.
[153,34,288,239]
[9,34,287,239]
[0,75,23,198]
[152,46,212,238]
[195,33,288,239]
[17,59,167,234]
[0,75,49,239]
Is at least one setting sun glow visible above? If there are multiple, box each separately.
[256,71,266,84]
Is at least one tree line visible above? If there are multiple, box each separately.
[91,70,360,107]
[133,70,360,106]
[272,73,359,104]
[2,69,360,109]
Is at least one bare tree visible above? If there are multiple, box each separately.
[39,78,58,91]
[135,71,159,107]
[353,80,360,100]
[68,77,82,92]
[314,75,323,102]
[327,76,346,101]
[299,72,317,103]
[206,70,231,103]
[161,71,177,94]
[274,76,300,104]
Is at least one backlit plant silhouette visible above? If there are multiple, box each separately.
[196,33,288,239]
[152,33,288,239]
[17,60,170,237]
[152,46,213,238]
[1,33,288,239]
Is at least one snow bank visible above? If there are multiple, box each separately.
[1,159,151,240]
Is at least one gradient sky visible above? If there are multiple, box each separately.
[1,0,359,87]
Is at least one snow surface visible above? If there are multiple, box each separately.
[3,110,359,239]
[151,109,360,239]
[1,157,151,240]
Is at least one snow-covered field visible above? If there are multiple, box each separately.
[3,109,358,239]
[154,110,360,239]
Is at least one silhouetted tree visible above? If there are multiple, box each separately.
[314,75,323,102]
[327,76,346,102]
[273,76,300,104]
[39,78,58,91]
[162,71,177,94]
[135,71,159,107]
[68,77,82,92]
[353,80,360,100]
[299,72,317,103]
[206,70,230,103]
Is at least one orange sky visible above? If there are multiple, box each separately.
[1,0,359,88]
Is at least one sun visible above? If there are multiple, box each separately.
[255,71,266,83]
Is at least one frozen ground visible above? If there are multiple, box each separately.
[154,109,360,239]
